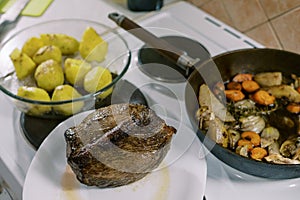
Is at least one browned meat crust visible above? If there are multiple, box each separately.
[64,103,176,188]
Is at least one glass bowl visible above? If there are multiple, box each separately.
[0,19,131,119]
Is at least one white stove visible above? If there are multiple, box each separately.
[5,0,293,200]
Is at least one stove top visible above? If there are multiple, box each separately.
[0,1,264,200]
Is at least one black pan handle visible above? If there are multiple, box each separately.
[108,12,199,75]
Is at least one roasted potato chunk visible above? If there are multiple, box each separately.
[83,66,112,99]
[9,48,36,80]
[79,27,108,62]
[34,59,64,92]
[17,86,51,115]
[33,45,62,64]
[40,33,79,55]
[21,37,44,58]
[52,85,84,115]
[254,72,282,87]
[265,85,300,103]
[64,58,91,85]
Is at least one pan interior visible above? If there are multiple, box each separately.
[185,48,300,179]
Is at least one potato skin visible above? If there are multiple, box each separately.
[64,58,91,85]
[83,66,113,99]
[40,33,79,55]
[17,86,51,115]
[34,59,64,92]
[51,85,84,115]
[10,48,37,80]
[21,37,45,58]
[79,27,108,62]
[33,45,62,64]
[9,27,114,117]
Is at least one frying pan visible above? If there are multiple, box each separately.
[185,48,300,179]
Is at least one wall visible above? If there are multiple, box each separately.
[186,0,300,54]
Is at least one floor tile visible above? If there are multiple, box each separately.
[259,0,300,19]
[201,0,233,26]
[186,0,212,7]
[245,22,282,49]
[271,8,300,53]
[222,0,268,32]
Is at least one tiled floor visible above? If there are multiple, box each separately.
[186,0,300,54]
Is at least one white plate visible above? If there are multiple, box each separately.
[23,110,207,200]
[205,153,300,200]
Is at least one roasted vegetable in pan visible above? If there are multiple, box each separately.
[197,71,300,164]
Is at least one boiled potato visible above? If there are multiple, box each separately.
[9,48,36,80]
[21,37,44,58]
[17,86,51,115]
[33,45,62,64]
[64,58,91,85]
[34,59,64,92]
[51,85,84,115]
[83,66,113,99]
[40,33,79,55]
[79,27,108,62]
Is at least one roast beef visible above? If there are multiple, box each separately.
[64,103,176,188]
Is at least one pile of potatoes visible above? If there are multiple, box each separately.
[10,27,112,116]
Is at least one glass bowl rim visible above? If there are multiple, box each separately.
[0,18,131,105]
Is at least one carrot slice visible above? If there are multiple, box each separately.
[232,73,253,82]
[225,90,245,102]
[242,80,260,93]
[286,103,300,113]
[252,90,275,105]
[227,81,242,90]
